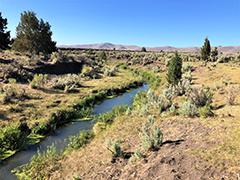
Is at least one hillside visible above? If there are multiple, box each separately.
[59,43,240,53]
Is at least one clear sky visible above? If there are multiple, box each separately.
[1,0,240,47]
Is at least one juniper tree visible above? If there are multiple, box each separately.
[201,37,211,61]
[12,11,56,54]
[0,12,10,50]
[167,52,182,85]
[141,47,147,52]
[211,47,218,62]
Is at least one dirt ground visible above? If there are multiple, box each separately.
[47,63,240,180]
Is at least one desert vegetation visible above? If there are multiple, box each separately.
[12,42,240,179]
[0,8,240,180]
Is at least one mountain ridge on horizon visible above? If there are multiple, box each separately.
[58,42,240,53]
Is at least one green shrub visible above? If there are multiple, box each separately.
[106,139,123,158]
[150,77,161,90]
[217,54,233,63]
[139,116,163,151]
[8,78,17,84]
[32,123,49,135]
[96,105,128,124]
[225,85,238,105]
[139,71,161,89]
[49,74,81,92]
[66,131,94,150]
[50,51,67,63]
[188,87,213,107]
[198,105,214,118]
[182,70,193,82]
[0,122,31,151]
[162,87,176,100]
[99,51,107,61]
[132,91,150,115]
[118,63,128,70]
[81,64,102,79]
[81,65,93,76]
[51,108,75,127]
[133,90,172,115]
[169,104,178,116]
[1,84,29,104]
[165,79,191,97]
[182,64,193,73]
[147,90,172,113]
[133,149,144,159]
[93,122,108,134]
[14,145,60,179]
[132,91,148,110]
[30,74,48,89]
[179,101,198,117]
[103,66,118,77]
[73,175,82,180]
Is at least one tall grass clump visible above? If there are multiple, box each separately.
[132,91,148,111]
[141,71,161,90]
[66,131,94,151]
[93,105,128,134]
[1,84,29,104]
[14,145,60,179]
[106,139,123,158]
[95,105,128,124]
[30,74,48,89]
[225,85,239,105]
[0,122,31,153]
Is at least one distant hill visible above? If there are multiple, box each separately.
[59,43,240,54]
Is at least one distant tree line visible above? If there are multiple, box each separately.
[0,11,56,54]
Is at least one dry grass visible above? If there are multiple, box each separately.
[0,69,140,127]
[188,62,240,175]
[2,54,240,179]
[192,63,240,87]
[191,116,240,174]
[50,114,147,179]
[48,62,240,179]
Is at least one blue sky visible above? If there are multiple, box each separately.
[1,0,240,47]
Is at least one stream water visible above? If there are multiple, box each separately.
[0,84,149,179]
